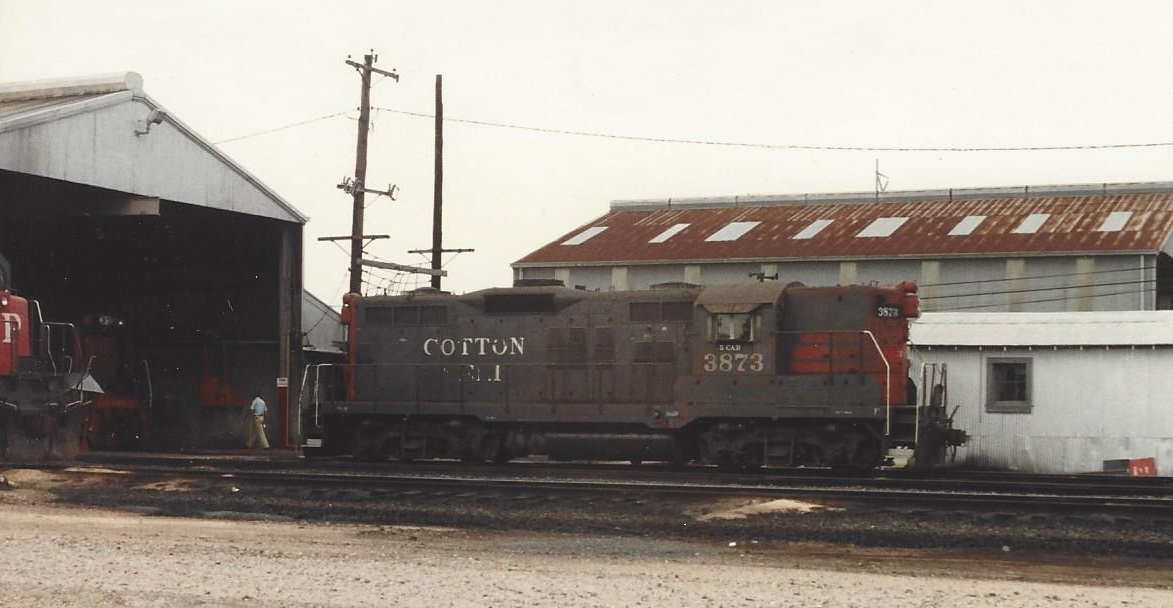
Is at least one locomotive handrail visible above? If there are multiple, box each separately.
[142,359,154,413]
[858,330,891,436]
[1,316,17,374]
[300,363,333,428]
[917,362,928,448]
[43,320,83,375]
[300,364,317,427]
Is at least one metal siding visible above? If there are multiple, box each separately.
[566,266,611,290]
[855,260,923,289]
[302,292,344,353]
[912,310,1173,346]
[515,267,558,284]
[627,265,689,289]
[912,334,1173,475]
[932,258,1017,312]
[919,261,941,312]
[611,266,629,291]
[698,262,762,284]
[838,261,857,285]
[0,88,305,224]
[1023,257,1072,313]
[773,261,841,288]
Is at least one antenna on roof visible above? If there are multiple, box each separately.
[874,159,889,200]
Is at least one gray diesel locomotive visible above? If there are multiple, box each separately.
[301,280,964,468]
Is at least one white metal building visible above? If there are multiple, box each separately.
[0,72,316,449]
[910,312,1173,475]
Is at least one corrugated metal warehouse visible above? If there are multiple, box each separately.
[910,312,1173,476]
[0,73,309,451]
[514,183,1173,313]
[515,184,1173,475]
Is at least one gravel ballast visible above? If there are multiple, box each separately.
[2,466,1171,607]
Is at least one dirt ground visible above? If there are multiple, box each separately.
[2,469,1172,607]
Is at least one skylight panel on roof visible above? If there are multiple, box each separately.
[948,215,986,236]
[561,226,607,246]
[649,223,689,243]
[793,219,833,240]
[1097,211,1132,232]
[1012,213,1050,234]
[856,217,908,238]
[705,221,760,242]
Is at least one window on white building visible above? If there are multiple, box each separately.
[987,358,1032,413]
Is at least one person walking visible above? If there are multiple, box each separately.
[245,393,270,450]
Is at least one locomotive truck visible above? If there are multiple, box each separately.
[0,252,101,461]
[301,280,964,469]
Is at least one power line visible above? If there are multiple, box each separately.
[374,106,1173,153]
[213,105,1173,152]
[213,111,351,144]
[919,277,1154,302]
[930,286,1151,311]
[919,265,1157,290]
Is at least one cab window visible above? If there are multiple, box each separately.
[710,313,757,342]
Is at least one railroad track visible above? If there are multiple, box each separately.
[47,452,1173,519]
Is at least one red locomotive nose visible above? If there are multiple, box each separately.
[902,294,920,319]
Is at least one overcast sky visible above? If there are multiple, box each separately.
[2,1,1171,303]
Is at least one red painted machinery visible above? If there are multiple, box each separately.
[0,253,101,460]
[79,314,152,450]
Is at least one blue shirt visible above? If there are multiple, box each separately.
[249,397,267,416]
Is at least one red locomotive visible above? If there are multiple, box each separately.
[302,280,963,468]
[0,253,101,460]
[78,314,152,451]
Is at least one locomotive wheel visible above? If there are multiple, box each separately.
[480,434,508,464]
[351,424,386,462]
[836,431,883,470]
[458,443,482,464]
[669,435,694,468]
[459,433,487,464]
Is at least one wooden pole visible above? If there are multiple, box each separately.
[431,75,444,289]
[348,54,374,295]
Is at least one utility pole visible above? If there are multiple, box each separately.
[343,51,398,295]
[431,75,444,289]
[409,74,472,290]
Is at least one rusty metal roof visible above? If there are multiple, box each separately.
[514,183,1173,267]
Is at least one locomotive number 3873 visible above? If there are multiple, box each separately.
[702,351,765,373]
